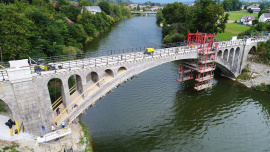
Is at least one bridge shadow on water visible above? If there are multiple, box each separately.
[96,76,270,151]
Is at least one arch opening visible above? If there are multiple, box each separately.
[117,67,127,76]
[249,46,256,54]
[217,50,222,58]
[229,48,234,65]
[104,69,114,85]
[47,78,65,111]
[85,72,100,99]
[0,99,13,119]
[223,49,228,61]
[68,74,83,95]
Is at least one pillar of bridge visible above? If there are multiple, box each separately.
[76,75,83,95]
[61,78,72,113]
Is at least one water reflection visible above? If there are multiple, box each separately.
[81,16,270,152]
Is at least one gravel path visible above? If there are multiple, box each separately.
[238,60,270,88]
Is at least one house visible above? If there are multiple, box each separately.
[82,6,102,14]
[241,15,255,25]
[259,13,270,22]
[241,5,245,9]
[247,4,260,12]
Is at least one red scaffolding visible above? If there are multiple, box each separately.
[176,31,218,91]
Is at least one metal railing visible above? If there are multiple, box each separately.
[30,44,199,75]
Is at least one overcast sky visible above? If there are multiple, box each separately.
[132,0,193,3]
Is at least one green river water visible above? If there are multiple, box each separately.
[81,15,270,152]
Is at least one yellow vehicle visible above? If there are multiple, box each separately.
[33,59,49,72]
[144,48,154,54]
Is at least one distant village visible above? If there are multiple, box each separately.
[123,3,165,11]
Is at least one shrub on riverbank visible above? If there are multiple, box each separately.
[237,64,252,80]
[79,121,93,152]
[252,83,270,92]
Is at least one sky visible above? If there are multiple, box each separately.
[131,0,193,3]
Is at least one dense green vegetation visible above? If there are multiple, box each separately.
[156,0,229,43]
[0,0,131,61]
[252,83,270,92]
[222,0,242,11]
[251,40,270,64]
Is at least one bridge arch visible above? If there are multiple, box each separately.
[68,74,83,95]
[249,46,256,54]
[217,50,222,58]
[117,67,127,76]
[229,48,234,65]
[223,49,229,62]
[47,78,66,111]
[105,69,114,78]
[0,99,14,120]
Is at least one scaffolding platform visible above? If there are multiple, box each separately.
[195,75,214,82]
[194,83,212,91]
[36,128,72,144]
[176,31,218,91]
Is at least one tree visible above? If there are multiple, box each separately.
[61,5,81,22]
[137,4,140,10]
[244,5,247,9]
[194,0,229,33]
[258,10,269,18]
[259,3,267,11]
[0,4,34,60]
[98,1,112,15]
[79,0,91,7]
[162,2,189,25]
[248,8,253,13]
[223,0,232,11]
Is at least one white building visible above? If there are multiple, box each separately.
[259,13,270,22]
[247,4,261,12]
[82,6,102,14]
[241,15,255,25]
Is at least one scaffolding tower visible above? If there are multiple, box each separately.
[176,31,218,91]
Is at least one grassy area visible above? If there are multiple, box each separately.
[226,10,258,21]
[216,23,250,38]
[79,121,93,152]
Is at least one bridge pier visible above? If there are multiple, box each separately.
[61,80,72,113]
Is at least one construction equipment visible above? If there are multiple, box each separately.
[33,59,49,72]
[144,48,154,54]
[176,31,218,91]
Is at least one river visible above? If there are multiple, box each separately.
[81,15,270,152]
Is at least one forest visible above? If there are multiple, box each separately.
[0,0,131,61]
[156,0,229,43]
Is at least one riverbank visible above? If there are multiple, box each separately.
[237,56,270,91]
[0,119,92,152]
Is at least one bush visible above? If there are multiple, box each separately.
[252,83,270,92]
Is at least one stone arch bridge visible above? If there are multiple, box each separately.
[0,36,268,136]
